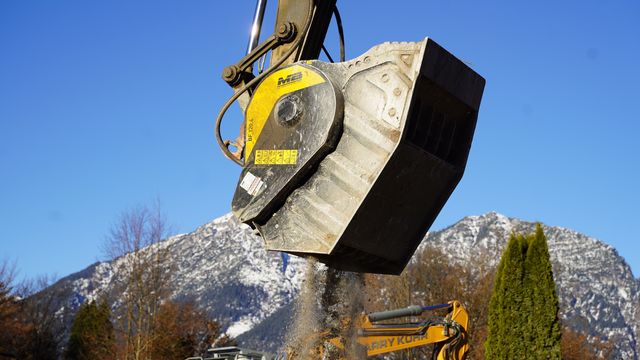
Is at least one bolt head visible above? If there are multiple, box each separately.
[275,95,303,127]
[276,22,296,42]
[278,24,288,35]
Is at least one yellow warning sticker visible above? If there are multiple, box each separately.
[254,149,298,165]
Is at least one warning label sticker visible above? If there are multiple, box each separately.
[239,171,265,196]
[254,149,298,165]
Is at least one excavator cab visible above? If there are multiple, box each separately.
[216,0,485,274]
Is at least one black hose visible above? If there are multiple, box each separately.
[321,44,335,63]
[214,0,315,166]
[333,5,345,62]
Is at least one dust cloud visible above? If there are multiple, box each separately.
[284,259,367,359]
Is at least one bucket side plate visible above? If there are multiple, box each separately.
[258,39,485,274]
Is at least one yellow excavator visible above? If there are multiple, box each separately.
[216,0,485,275]
[362,301,468,359]
[301,300,469,359]
[191,301,468,359]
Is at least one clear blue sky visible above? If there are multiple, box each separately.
[1,0,638,280]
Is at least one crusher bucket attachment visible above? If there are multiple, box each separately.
[231,38,485,274]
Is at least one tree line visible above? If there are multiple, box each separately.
[0,203,233,359]
[0,208,622,359]
[0,264,69,359]
[364,225,615,359]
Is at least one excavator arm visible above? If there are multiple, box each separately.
[215,0,485,274]
[217,0,338,162]
[357,301,469,359]
[287,300,470,359]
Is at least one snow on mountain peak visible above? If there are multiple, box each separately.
[46,211,639,357]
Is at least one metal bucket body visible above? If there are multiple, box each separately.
[233,38,485,274]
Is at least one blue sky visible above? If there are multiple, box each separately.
[1,0,638,280]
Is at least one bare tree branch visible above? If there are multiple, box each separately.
[102,202,173,360]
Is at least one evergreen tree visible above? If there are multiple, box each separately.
[485,233,529,359]
[523,224,562,358]
[485,225,561,359]
[65,300,115,360]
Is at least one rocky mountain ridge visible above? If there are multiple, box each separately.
[49,212,639,358]
[422,212,639,358]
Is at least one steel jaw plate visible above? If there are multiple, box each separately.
[233,38,485,274]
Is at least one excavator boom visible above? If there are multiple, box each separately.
[358,301,469,359]
[216,0,485,274]
[284,300,470,359]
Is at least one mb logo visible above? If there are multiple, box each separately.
[277,72,303,87]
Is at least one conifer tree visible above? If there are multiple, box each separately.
[485,225,561,359]
[485,233,529,359]
[523,224,562,358]
[65,300,115,360]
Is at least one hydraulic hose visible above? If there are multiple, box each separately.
[215,0,315,166]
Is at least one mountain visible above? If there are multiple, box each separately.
[47,212,639,358]
[422,212,639,359]
[50,214,306,338]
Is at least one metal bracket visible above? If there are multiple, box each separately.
[222,22,297,87]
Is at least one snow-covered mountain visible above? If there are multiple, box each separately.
[422,212,639,359]
[48,212,639,358]
[52,214,306,338]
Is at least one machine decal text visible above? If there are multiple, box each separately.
[277,72,303,86]
[255,149,298,165]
